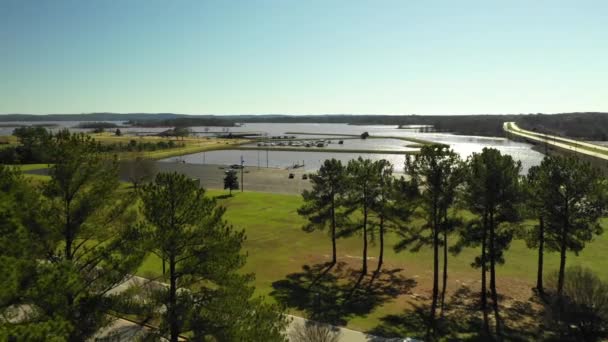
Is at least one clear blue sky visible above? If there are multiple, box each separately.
[1,0,606,115]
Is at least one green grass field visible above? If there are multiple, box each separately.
[89,132,249,160]
[136,190,608,333]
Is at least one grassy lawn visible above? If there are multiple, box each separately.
[12,163,50,171]
[1,132,249,161]
[0,135,18,148]
[89,132,249,160]
[136,190,608,334]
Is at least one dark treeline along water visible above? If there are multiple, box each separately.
[2,112,607,139]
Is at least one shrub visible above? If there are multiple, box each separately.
[545,266,608,341]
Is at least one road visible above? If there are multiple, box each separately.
[503,122,608,161]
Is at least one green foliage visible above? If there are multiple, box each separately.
[224,169,239,195]
[140,172,288,341]
[298,159,346,263]
[0,131,146,341]
[522,165,545,247]
[455,148,523,267]
[121,156,156,189]
[0,166,69,340]
[395,145,464,252]
[452,147,523,337]
[539,156,606,255]
[9,126,51,163]
[535,156,608,299]
[75,122,118,129]
[394,145,464,336]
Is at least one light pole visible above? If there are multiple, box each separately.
[240,155,244,192]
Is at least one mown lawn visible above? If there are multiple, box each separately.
[137,190,608,333]
[1,132,248,161]
[89,132,248,160]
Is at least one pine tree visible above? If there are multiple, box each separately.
[457,148,522,337]
[343,158,380,275]
[298,159,346,265]
[523,164,548,295]
[394,145,463,337]
[538,156,607,306]
[370,159,394,274]
[140,172,287,341]
[224,169,239,196]
[1,131,146,341]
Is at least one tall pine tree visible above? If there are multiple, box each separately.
[298,159,346,265]
[140,172,288,341]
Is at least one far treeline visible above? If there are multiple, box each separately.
[3,112,608,140]
[0,127,185,164]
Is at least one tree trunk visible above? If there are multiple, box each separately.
[169,255,179,342]
[430,223,439,336]
[440,222,448,316]
[429,201,439,338]
[362,203,368,275]
[557,242,567,298]
[557,200,569,318]
[65,200,73,260]
[375,215,384,274]
[331,196,337,265]
[536,216,544,295]
[481,213,490,336]
[489,211,502,337]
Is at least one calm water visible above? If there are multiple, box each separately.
[160,123,545,173]
[2,121,544,173]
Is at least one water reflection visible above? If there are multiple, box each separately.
[2,121,544,173]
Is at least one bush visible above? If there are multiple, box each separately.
[545,266,608,341]
[289,321,341,342]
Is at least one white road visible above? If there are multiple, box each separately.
[503,122,608,161]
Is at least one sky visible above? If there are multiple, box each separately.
[1,0,607,115]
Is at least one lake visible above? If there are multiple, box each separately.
[159,123,545,173]
[1,121,544,173]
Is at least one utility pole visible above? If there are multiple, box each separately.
[240,155,244,192]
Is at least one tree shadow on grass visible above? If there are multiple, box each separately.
[271,262,417,326]
[367,285,545,341]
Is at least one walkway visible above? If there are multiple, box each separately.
[95,275,414,341]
